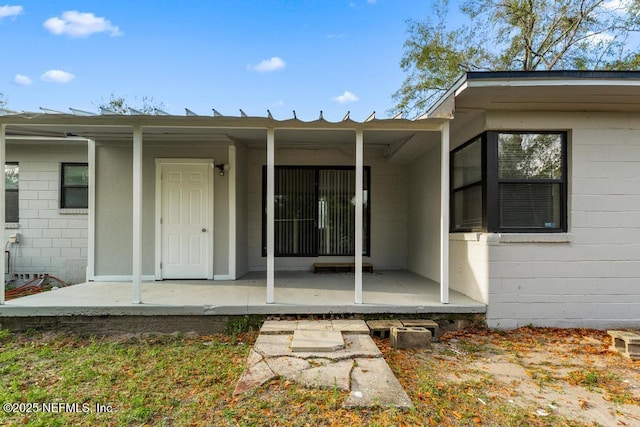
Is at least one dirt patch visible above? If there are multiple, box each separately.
[430,328,640,426]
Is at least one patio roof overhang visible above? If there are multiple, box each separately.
[0,109,454,307]
[0,111,449,140]
[0,111,450,165]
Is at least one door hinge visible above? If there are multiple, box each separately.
[160,262,162,269]
[160,217,163,224]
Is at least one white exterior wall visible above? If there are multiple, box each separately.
[449,234,490,304]
[407,145,441,281]
[6,143,88,284]
[246,147,408,271]
[483,111,640,328]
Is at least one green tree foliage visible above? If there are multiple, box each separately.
[0,93,7,109]
[394,0,640,116]
[95,93,166,114]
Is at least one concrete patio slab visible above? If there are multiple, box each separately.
[1,271,486,319]
[343,358,413,409]
[291,330,345,352]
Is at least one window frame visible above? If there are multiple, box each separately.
[5,162,19,223]
[261,165,371,257]
[450,135,487,232]
[60,162,89,209]
[450,131,568,233]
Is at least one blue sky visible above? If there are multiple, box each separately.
[0,1,435,121]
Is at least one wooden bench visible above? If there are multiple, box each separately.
[313,262,373,273]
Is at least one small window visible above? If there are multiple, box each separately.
[61,163,88,209]
[5,163,18,222]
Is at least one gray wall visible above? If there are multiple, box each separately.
[94,142,229,277]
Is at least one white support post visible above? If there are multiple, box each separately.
[266,128,275,303]
[0,124,5,305]
[86,139,96,281]
[440,121,450,304]
[132,127,143,304]
[228,145,237,280]
[354,130,364,304]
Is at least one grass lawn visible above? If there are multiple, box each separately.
[1,326,639,426]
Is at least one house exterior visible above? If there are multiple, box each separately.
[1,71,639,329]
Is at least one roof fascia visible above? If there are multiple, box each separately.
[426,73,469,119]
[0,115,449,132]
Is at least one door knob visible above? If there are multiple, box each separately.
[201,228,207,232]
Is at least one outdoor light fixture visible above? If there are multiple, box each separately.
[215,163,230,176]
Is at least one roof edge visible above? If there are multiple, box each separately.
[466,70,640,81]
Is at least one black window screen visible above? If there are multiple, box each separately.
[263,166,371,257]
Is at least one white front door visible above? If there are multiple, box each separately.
[160,162,212,279]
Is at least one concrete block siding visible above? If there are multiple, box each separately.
[454,112,640,329]
[5,144,88,284]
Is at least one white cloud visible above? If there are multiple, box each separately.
[327,33,346,39]
[44,11,122,38]
[586,31,615,45]
[249,57,286,73]
[367,0,377,4]
[41,69,75,83]
[13,74,32,85]
[0,5,23,19]
[272,100,284,107]
[603,0,627,10]
[332,91,359,104]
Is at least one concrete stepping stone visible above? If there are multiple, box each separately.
[236,325,412,407]
[260,320,298,335]
[331,319,370,334]
[297,320,333,331]
[233,350,276,396]
[266,356,311,377]
[292,359,353,391]
[343,358,413,409]
[254,334,380,360]
[291,330,345,352]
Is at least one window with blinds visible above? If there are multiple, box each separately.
[450,131,567,233]
[263,166,371,257]
[496,132,566,231]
